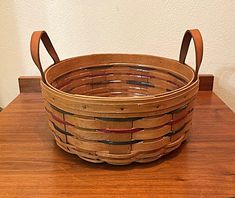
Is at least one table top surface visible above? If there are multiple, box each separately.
[0,91,235,198]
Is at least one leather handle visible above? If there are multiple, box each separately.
[179,29,203,81]
[30,31,60,83]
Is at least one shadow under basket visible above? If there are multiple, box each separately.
[31,29,203,165]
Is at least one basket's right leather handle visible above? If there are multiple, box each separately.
[179,29,203,81]
[30,31,60,83]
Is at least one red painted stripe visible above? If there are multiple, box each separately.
[98,128,143,133]
[45,108,74,126]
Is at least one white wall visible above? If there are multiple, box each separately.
[0,0,235,111]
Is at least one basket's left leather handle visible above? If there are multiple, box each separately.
[30,31,60,83]
[179,29,203,81]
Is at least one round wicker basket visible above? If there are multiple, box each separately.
[30,29,203,165]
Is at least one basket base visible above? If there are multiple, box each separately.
[53,132,189,165]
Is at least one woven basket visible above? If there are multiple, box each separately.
[30,29,203,165]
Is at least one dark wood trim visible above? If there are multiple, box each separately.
[18,76,41,93]
[199,74,214,91]
[18,74,214,93]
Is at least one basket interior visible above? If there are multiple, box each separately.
[50,63,189,97]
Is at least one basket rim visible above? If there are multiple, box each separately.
[44,53,197,101]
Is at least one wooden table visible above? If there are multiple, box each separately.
[0,91,235,197]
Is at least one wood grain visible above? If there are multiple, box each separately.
[0,91,234,197]
[18,74,214,93]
